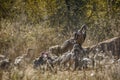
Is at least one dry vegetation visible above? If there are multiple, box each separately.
[0,21,120,80]
[0,0,120,80]
[0,20,69,59]
[0,62,120,80]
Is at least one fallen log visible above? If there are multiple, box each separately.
[89,37,120,59]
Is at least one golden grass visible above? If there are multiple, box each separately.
[0,21,120,80]
[0,63,120,80]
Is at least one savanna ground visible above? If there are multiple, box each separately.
[0,0,120,80]
[0,62,120,80]
[0,22,120,80]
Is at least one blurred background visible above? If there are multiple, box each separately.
[0,0,120,59]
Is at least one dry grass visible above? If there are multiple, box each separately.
[0,21,120,80]
[0,21,70,60]
[0,63,120,80]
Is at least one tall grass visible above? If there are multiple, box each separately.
[0,21,71,60]
[0,19,119,80]
[0,63,120,80]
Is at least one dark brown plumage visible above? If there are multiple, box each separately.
[74,24,87,46]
